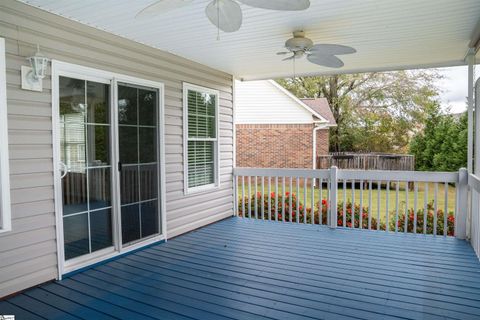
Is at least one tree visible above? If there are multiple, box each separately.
[410,105,467,172]
[277,70,442,152]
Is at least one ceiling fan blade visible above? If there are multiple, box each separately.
[238,0,310,11]
[277,52,290,55]
[282,55,296,61]
[307,54,344,68]
[135,0,193,18]
[206,0,243,33]
[309,44,356,55]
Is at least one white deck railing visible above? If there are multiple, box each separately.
[234,167,468,239]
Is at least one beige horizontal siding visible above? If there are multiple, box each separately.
[0,0,234,298]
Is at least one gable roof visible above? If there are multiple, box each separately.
[301,98,337,126]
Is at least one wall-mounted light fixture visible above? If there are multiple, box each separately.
[21,45,49,92]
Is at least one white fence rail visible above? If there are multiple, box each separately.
[234,167,468,238]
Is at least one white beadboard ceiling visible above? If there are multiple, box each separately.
[20,0,480,80]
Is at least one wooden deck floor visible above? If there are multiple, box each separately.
[2,217,480,320]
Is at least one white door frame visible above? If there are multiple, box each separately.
[51,60,167,278]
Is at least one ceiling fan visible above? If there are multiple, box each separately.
[136,0,311,33]
[277,31,356,68]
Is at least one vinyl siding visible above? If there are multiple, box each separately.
[235,80,314,124]
[0,0,234,298]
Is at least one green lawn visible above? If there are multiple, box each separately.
[237,181,457,223]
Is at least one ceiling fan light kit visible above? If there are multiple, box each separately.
[277,31,356,69]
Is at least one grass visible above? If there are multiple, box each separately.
[237,181,457,223]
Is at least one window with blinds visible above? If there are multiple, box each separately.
[184,83,219,192]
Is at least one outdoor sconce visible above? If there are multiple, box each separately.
[21,45,49,92]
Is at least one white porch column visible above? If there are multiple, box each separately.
[467,49,476,241]
[467,49,475,174]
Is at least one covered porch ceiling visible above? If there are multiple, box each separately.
[19,0,480,80]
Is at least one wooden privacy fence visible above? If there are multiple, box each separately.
[234,167,468,238]
[317,153,415,171]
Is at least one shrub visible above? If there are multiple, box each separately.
[392,202,455,236]
[335,201,385,230]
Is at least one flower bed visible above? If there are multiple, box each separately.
[238,192,455,235]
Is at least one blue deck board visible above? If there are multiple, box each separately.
[2,217,480,320]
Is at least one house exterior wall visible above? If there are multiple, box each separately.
[0,0,234,298]
[236,124,329,168]
[235,80,314,124]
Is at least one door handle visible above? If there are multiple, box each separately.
[59,162,68,179]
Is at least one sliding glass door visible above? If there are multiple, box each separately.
[118,84,160,244]
[59,76,113,260]
[57,74,162,266]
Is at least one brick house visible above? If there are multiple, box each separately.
[236,80,336,169]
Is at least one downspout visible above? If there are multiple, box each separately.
[312,124,323,171]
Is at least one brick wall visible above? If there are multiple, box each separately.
[316,129,330,156]
[236,124,330,168]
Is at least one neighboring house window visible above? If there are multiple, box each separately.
[183,83,220,193]
[0,38,11,232]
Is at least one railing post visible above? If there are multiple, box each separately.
[456,167,468,239]
[329,166,338,229]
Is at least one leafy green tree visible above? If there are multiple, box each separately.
[277,70,441,152]
[410,105,467,172]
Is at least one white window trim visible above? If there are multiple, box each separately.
[183,82,220,195]
[0,38,11,233]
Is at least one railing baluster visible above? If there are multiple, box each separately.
[377,181,381,231]
[268,177,272,221]
[289,177,293,222]
[386,181,390,232]
[242,176,245,217]
[327,178,331,226]
[311,178,315,225]
[254,176,258,219]
[444,182,448,236]
[275,176,279,222]
[368,181,373,230]
[282,177,286,222]
[296,177,300,223]
[395,181,399,233]
[359,180,364,229]
[352,180,355,228]
[424,182,428,234]
[434,182,438,236]
[414,182,418,234]
[303,178,307,223]
[248,176,252,218]
[261,176,265,220]
[319,178,323,225]
[404,181,409,234]
[343,179,347,227]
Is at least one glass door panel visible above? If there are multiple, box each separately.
[118,84,160,245]
[59,76,113,261]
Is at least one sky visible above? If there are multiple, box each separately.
[436,66,468,114]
